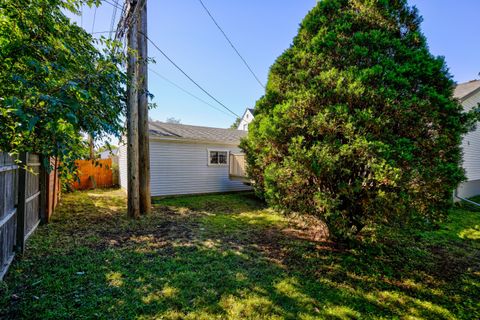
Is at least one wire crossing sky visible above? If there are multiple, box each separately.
[197,0,265,89]
[143,32,241,118]
[69,0,480,129]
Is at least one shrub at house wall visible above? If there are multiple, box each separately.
[241,0,476,240]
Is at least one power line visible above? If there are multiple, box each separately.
[103,0,124,11]
[197,0,265,89]
[113,0,142,42]
[109,0,120,39]
[148,68,236,119]
[91,30,116,35]
[141,32,240,118]
[91,5,97,34]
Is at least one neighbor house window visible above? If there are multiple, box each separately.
[208,150,228,165]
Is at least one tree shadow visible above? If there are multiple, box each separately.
[2,190,478,319]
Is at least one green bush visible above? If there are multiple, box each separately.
[0,0,126,173]
[241,0,476,240]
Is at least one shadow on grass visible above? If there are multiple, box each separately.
[1,190,479,319]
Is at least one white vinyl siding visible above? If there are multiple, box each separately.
[461,90,480,181]
[237,110,254,131]
[149,140,251,196]
[457,179,480,199]
[118,142,128,191]
[118,139,251,196]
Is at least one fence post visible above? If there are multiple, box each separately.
[39,155,47,224]
[16,152,27,254]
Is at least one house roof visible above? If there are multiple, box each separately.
[149,121,247,145]
[99,149,118,158]
[239,108,255,121]
[454,80,480,100]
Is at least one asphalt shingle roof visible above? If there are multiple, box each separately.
[149,121,247,144]
[454,80,480,100]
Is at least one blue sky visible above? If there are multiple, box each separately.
[70,0,480,129]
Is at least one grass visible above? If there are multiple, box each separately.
[0,189,479,319]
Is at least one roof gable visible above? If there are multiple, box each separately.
[239,108,255,121]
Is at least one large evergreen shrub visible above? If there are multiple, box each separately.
[241,0,476,240]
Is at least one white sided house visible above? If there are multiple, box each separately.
[455,80,480,198]
[237,108,255,131]
[118,121,251,197]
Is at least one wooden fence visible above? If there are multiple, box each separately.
[46,157,60,222]
[17,153,42,253]
[71,159,114,190]
[0,152,18,279]
[0,152,60,279]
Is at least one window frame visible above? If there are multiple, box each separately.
[207,149,229,166]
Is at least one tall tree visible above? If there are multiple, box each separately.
[230,117,241,129]
[0,0,126,173]
[166,117,181,124]
[241,0,477,240]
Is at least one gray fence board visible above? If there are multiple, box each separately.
[0,152,18,279]
[0,151,43,279]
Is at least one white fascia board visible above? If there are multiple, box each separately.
[149,135,241,147]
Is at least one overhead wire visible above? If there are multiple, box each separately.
[148,68,236,119]
[108,1,240,119]
[103,0,124,11]
[197,0,265,89]
[109,0,120,39]
[91,5,97,34]
[142,32,240,118]
[91,30,116,35]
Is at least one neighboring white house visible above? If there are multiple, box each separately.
[118,121,251,197]
[455,80,480,198]
[99,148,118,159]
[237,108,255,131]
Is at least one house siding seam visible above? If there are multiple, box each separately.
[461,90,480,181]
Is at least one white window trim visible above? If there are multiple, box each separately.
[207,149,229,166]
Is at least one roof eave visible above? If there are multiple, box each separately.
[458,86,480,103]
[149,135,241,146]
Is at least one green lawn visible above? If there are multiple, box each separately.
[1,189,479,319]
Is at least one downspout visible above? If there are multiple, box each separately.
[454,189,480,208]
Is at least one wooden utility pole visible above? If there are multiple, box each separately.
[118,0,151,218]
[137,0,151,215]
[126,1,140,218]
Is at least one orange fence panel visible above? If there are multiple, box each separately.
[71,159,114,190]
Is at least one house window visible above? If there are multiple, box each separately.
[208,150,228,165]
[243,123,248,131]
